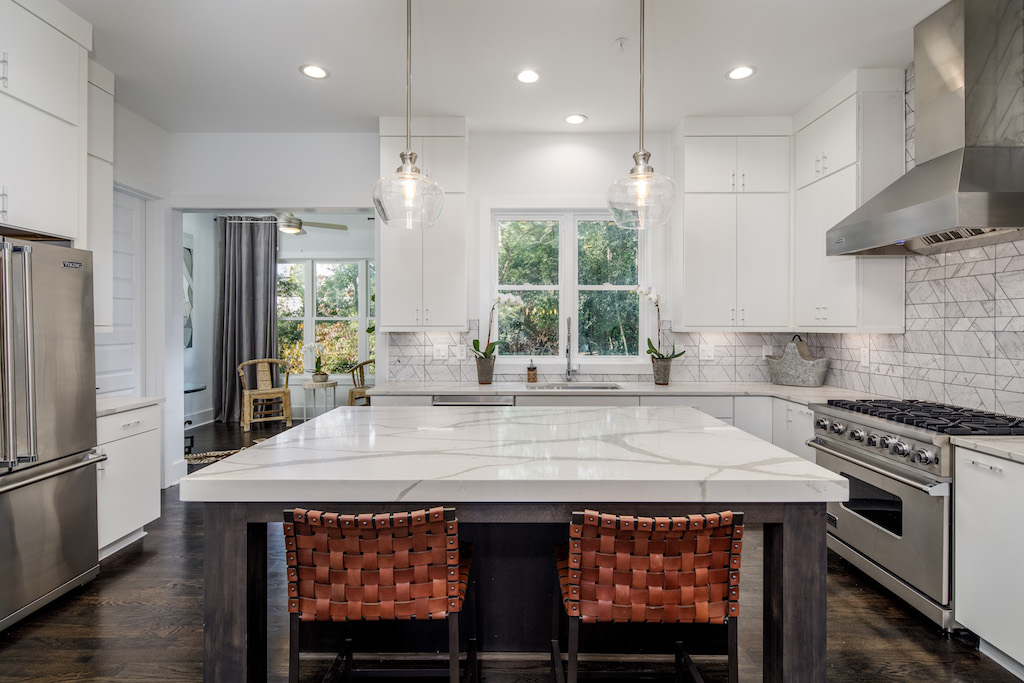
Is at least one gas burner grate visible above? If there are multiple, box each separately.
[825,399,1024,435]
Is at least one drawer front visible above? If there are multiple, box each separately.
[97,405,161,444]
[638,395,734,419]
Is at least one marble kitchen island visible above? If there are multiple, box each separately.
[179,405,848,682]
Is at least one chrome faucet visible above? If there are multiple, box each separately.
[566,317,577,382]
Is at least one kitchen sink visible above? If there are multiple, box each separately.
[527,382,622,390]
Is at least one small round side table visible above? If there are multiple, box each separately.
[301,380,338,421]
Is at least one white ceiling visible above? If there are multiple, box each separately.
[59,0,948,135]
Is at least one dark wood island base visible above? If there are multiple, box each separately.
[202,501,826,682]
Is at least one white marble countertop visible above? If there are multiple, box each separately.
[367,381,889,406]
[96,396,165,417]
[178,405,848,505]
[951,436,1024,465]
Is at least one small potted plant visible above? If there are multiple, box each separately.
[633,286,685,385]
[472,294,524,384]
[307,343,328,382]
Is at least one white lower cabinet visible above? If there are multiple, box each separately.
[733,396,773,442]
[954,448,1024,670]
[638,395,733,424]
[96,405,162,558]
[771,399,816,462]
[515,395,639,407]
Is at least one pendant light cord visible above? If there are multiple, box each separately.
[638,0,645,155]
[405,0,412,153]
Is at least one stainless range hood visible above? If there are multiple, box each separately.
[826,0,1024,256]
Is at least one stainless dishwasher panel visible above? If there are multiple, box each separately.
[432,395,515,407]
[0,451,104,632]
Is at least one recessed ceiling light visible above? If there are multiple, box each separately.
[565,114,588,125]
[727,65,756,80]
[515,69,540,84]
[300,64,330,79]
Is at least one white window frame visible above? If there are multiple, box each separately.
[491,210,647,361]
[277,257,375,375]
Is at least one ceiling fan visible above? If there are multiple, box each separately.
[276,212,348,235]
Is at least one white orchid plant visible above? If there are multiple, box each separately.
[473,293,525,359]
[305,342,327,374]
[631,285,685,360]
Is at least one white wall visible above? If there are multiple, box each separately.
[113,104,172,197]
[466,131,674,332]
[182,213,216,425]
[169,132,379,207]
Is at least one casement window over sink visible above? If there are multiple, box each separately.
[276,259,376,375]
[493,211,645,359]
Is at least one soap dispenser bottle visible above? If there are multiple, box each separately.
[526,359,538,383]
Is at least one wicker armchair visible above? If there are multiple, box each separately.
[552,509,744,683]
[283,506,477,682]
[237,358,292,432]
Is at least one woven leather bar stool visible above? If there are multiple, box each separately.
[283,506,477,682]
[551,509,744,683]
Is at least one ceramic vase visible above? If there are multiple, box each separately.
[652,357,672,385]
[312,372,328,383]
[476,356,496,384]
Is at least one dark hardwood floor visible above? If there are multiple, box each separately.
[0,420,1013,682]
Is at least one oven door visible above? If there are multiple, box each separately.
[808,437,950,606]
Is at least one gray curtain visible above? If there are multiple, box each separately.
[213,216,279,422]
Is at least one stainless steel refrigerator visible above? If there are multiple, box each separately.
[0,237,103,632]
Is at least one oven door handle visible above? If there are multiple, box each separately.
[805,438,950,497]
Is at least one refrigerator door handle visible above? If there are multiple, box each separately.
[0,241,15,468]
[15,245,36,463]
[0,450,107,496]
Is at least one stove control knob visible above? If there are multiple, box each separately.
[911,448,934,465]
[879,435,896,449]
[830,421,846,435]
[892,442,910,457]
[815,418,830,431]
[849,428,866,442]
[866,434,881,447]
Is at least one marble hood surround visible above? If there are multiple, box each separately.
[827,0,1024,256]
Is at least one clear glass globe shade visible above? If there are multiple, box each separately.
[372,171,445,229]
[606,171,676,230]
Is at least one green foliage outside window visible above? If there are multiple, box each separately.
[496,217,639,357]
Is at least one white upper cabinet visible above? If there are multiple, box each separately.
[0,0,81,125]
[684,136,789,193]
[791,78,906,333]
[679,193,789,329]
[377,127,468,331]
[794,95,858,189]
[0,92,79,236]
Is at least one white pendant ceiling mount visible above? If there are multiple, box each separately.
[371,0,445,230]
[606,0,675,231]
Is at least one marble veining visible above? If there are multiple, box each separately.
[178,406,848,505]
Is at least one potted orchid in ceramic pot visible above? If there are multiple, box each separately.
[306,342,329,382]
[632,286,685,385]
[472,293,524,384]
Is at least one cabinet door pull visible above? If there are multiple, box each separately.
[740,307,745,322]
[814,156,821,177]
[0,187,7,222]
[740,171,746,191]
[425,307,430,324]
[730,171,736,191]
[821,152,828,174]
[969,459,1003,474]
[1,53,8,88]
[730,307,735,321]
[821,304,828,320]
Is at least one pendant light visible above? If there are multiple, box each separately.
[607,0,675,230]
[372,0,444,229]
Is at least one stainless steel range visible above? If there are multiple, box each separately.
[807,399,1024,630]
